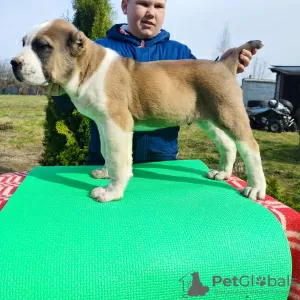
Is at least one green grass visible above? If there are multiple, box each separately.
[178,124,300,212]
[0,94,47,117]
[0,95,48,174]
[0,95,299,212]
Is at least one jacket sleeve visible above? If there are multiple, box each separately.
[189,50,197,60]
[186,46,197,60]
[51,94,76,112]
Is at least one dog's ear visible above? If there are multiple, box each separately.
[69,30,87,57]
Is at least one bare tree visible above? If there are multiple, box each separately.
[213,23,270,80]
[251,56,270,79]
[213,23,231,59]
[0,58,43,95]
[0,59,15,93]
[61,9,72,22]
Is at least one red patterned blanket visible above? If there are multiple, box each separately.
[1,171,299,299]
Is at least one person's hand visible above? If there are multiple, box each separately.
[40,82,66,96]
[220,48,257,74]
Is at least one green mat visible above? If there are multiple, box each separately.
[0,160,292,299]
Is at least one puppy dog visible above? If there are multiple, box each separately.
[11,19,266,203]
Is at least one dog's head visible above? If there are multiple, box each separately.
[11,19,87,86]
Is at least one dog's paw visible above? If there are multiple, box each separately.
[207,169,231,181]
[91,186,123,203]
[91,167,110,179]
[91,168,133,179]
[242,186,266,201]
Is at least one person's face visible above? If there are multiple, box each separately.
[121,0,166,39]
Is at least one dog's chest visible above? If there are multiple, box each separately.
[65,77,108,120]
[65,48,119,120]
[71,93,106,120]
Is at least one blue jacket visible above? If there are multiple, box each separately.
[52,24,196,165]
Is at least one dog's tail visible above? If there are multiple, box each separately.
[219,40,264,74]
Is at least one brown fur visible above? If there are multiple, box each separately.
[77,42,106,86]
[29,19,106,86]
[105,58,135,131]
[104,51,260,151]
[27,19,261,152]
[12,19,267,202]
[32,20,77,84]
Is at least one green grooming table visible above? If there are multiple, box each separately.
[0,160,292,299]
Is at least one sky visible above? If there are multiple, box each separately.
[1,0,300,82]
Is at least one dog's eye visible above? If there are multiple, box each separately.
[33,39,52,49]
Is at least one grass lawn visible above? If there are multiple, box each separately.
[0,95,47,174]
[0,94,299,212]
[178,124,300,212]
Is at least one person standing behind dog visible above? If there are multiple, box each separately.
[45,0,256,166]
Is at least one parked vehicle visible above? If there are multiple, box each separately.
[242,78,276,107]
[246,99,298,133]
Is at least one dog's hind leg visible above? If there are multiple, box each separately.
[216,106,266,201]
[91,117,134,202]
[234,137,266,200]
[196,121,236,180]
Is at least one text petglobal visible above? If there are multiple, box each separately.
[212,275,293,287]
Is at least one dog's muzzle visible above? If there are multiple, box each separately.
[10,58,23,82]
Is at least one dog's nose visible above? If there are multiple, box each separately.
[10,58,21,69]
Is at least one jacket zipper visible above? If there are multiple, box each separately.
[140,40,145,48]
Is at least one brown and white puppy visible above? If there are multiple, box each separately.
[11,19,266,203]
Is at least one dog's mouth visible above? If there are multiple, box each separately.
[12,69,50,86]
[40,79,50,86]
[12,70,24,83]
[42,74,52,86]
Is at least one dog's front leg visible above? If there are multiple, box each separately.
[91,122,134,180]
[91,124,109,179]
[91,118,133,202]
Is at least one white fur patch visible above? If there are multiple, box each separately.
[62,47,133,202]
[197,121,236,180]
[25,20,53,45]
[236,141,266,200]
[64,48,119,120]
[13,20,53,85]
[91,118,133,202]
[91,124,109,179]
[198,121,265,200]
[15,46,48,85]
